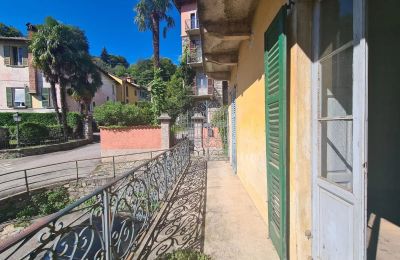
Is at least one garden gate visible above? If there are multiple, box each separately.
[172,99,228,161]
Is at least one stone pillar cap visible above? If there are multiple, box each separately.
[191,113,205,120]
[158,113,171,120]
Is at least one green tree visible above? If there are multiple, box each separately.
[100,47,110,64]
[149,68,167,121]
[69,55,103,115]
[30,17,95,137]
[129,57,176,87]
[164,70,192,122]
[0,23,23,37]
[100,47,129,68]
[134,0,175,68]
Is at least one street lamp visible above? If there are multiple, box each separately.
[13,112,21,148]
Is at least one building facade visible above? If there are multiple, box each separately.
[176,0,400,259]
[0,34,148,114]
[175,0,226,109]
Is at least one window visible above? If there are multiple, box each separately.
[126,86,129,97]
[6,87,32,108]
[317,0,354,190]
[3,45,28,66]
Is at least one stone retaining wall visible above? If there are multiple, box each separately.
[0,139,92,159]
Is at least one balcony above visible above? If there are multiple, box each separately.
[187,47,203,68]
[197,0,260,80]
[185,19,200,36]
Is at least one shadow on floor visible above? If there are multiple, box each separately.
[136,158,208,259]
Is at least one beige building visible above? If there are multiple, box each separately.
[0,31,148,114]
[176,0,400,259]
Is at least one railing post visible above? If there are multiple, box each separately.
[192,113,205,156]
[75,161,79,181]
[24,170,29,194]
[159,113,171,149]
[102,189,112,260]
[112,156,116,178]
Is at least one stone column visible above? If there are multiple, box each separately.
[192,113,205,156]
[159,113,171,149]
[84,115,93,141]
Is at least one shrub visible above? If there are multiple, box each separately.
[157,249,211,260]
[19,122,49,145]
[0,112,58,126]
[93,101,153,127]
[15,187,71,220]
[67,112,83,137]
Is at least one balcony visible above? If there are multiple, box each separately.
[185,18,200,36]
[187,46,202,67]
[0,142,278,259]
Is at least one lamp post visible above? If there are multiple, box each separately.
[13,112,21,148]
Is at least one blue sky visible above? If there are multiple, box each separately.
[2,0,182,64]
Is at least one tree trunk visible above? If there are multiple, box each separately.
[50,82,62,124]
[151,13,160,69]
[59,83,69,139]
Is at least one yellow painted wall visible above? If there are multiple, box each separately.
[229,0,284,224]
[287,2,313,259]
[228,0,313,259]
[32,94,42,109]
[116,83,139,104]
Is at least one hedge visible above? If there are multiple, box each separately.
[93,102,153,127]
[0,112,83,129]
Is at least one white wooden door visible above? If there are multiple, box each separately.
[312,0,367,259]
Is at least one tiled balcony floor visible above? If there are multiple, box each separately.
[136,159,278,260]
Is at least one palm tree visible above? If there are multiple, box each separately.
[134,0,175,68]
[30,17,95,138]
[69,55,102,116]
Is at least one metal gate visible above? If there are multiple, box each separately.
[172,99,229,161]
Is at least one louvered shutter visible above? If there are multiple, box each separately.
[264,7,287,259]
[25,87,32,108]
[42,88,50,107]
[208,78,213,95]
[3,45,10,66]
[21,47,28,66]
[6,87,13,107]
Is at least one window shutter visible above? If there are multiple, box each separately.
[208,79,213,95]
[264,6,287,260]
[3,46,10,66]
[42,88,50,107]
[25,87,32,108]
[6,87,13,107]
[21,47,28,66]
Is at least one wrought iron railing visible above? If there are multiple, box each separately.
[185,18,200,31]
[187,47,202,64]
[0,149,167,200]
[0,140,190,259]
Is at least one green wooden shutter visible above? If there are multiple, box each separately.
[6,87,13,107]
[42,88,50,107]
[3,45,10,66]
[25,87,32,108]
[264,6,287,259]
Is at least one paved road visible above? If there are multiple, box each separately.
[0,142,102,199]
[0,142,101,173]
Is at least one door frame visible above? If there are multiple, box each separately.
[311,0,368,259]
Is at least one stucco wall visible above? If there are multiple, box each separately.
[100,127,162,150]
[0,42,29,110]
[287,1,313,259]
[180,2,197,36]
[227,1,313,259]
[229,0,284,224]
